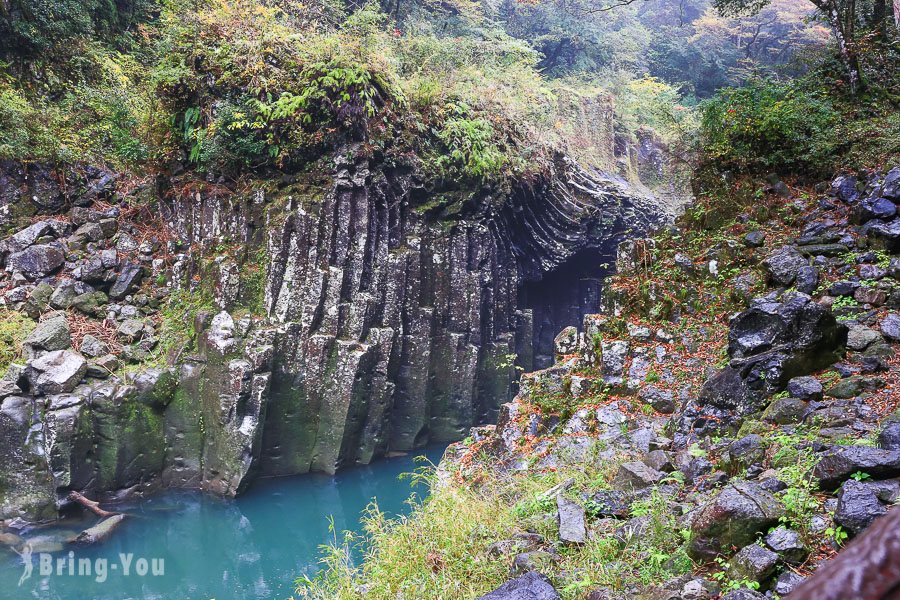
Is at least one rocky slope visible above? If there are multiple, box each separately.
[0,150,671,524]
[406,167,900,600]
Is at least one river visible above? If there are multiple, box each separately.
[0,445,447,600]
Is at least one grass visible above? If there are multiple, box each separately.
[0,310,36,374]
[297,438,692,600]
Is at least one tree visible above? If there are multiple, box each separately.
[712,0,864,91]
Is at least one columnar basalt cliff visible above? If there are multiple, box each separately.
[0,153,671,522]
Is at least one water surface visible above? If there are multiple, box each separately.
[1,446,446,600]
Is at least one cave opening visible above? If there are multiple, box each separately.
[518,246,615,369]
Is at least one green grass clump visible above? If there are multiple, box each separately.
[0,310,36,373]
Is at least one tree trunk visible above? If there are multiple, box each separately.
[815,0,863,92]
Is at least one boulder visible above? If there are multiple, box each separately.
[612,461,665,491]
[725,543,778,585]
[1,220,52,253]
[728,435,765,469]
[556,496,587,545]
[774,572,805,595]
[727,293,845,360]
[743,231,766,248]
[785,377,822,401]
[846,324,883,351]
[688,480,784,559]
[866,218,900,252]
[7,244,65,279]
[117,319,146,343]
[762,247,807,287]
[24,314,71,354]
[794,265,819,295]
[812,445,900,490]
[762,397,807,425]
[878,422,900,450]
[601,340,629,386]
[764,527,808,565]
[852,196,896,224]
[881,313,900,342]
[825,376,885,399]
[639,385,676,414]
[554,327,578,359]
[476,572,561,600]
[587,490,631,518]
[644,450,674,473]
[79,334,109,358]
[835,479,887,536]
[108,263,144,299]
[26,350,87,394]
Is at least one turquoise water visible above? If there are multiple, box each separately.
[1,446,446,600]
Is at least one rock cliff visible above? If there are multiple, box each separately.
[0,152,671,522]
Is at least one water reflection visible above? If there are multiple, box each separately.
[0,446,446,600]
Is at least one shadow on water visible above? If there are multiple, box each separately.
[0,445,448,600]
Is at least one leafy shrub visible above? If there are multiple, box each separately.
[699,78,840,174]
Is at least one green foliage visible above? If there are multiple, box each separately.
[700,78,840,174]
[0,310,35,373]
[0,0,155,56]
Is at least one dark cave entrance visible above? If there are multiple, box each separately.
[518,247,614,370]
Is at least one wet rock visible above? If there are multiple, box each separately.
[24,313,71,354]
[639,385,676,414]
[852,196,896,224]
[688,480,784,559]
[764,527,807,564]
[744,232,766,248]
[762,397,807,425]
[26,350,87,394]
[682,457,713,484]
[7,244,65,279]
[878,422,900,450]
[117,319,146,343]
[847,324,883,351]
[79,334,109,358]
[612,461,665,491]
[880,313,900,342]
[762,247,807,286]
[725,543,778,585]
[825,376,885,399]
[477,571,561,600]
[828,280,860,296]
[644,450,674,473]
[728,435,765,469]
[557,496,587,544]
[834,479,887,536]
[794,265,819,295]
[854,286,886,306]
[786,376,822,401]
[813,445,900,489]
[774,572,805,595]
[109,263,144,299]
